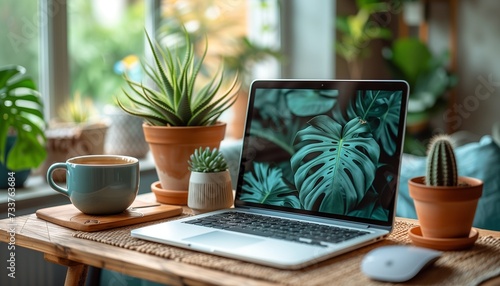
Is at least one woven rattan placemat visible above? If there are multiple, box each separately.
[74,215,500,285]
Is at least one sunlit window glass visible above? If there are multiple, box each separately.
[0,0,39,83]
[67,0,145,106]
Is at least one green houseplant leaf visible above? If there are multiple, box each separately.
[342,90,402,156]
[335,0,391,78]
[0,65,46,170]
[388,38,431,88]
[384,38,455,117]
[240,162,301,208]
[287,89,338,117]
[347,186,389,221]
[291,116,379,215]
[249,89,300,155]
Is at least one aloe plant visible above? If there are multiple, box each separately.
[425,135,458,186]
[117,29,240,126]
[188,147,228,173]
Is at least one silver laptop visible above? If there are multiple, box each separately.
[131,79,409,269]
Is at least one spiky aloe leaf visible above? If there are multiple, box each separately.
[190,72,239,126]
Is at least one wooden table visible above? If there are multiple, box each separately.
[1,193,499,286]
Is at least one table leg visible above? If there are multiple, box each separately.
[44,254,88,286]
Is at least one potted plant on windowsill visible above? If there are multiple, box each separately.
[42,92,109,182]
[0,65,46,189]
[117,29,239,205]
[187,147,232,214]
[408,135,483,250]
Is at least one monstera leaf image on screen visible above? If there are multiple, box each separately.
[239,88,403,222]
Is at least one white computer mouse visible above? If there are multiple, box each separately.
[361,245,442,282]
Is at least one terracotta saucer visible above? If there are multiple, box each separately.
[151,181,188,205]
[408,226,479,251]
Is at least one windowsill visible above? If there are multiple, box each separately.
[0,152,157,216]
[0,138,243,217]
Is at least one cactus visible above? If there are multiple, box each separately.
[188,147,228,173]
[425,135,458,186]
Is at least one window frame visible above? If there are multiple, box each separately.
[38,0,335,119]
[39,0,160,120]
[39,0,70,120]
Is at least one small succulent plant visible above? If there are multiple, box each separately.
[58,91,97,124]
[188,147,228,173]
[425,134,458,186]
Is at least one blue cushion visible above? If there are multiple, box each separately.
[397,135,500,231]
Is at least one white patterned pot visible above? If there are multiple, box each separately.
[104,105,149,158]
[188,170,233,214]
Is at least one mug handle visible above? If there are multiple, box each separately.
[46,163,69,197]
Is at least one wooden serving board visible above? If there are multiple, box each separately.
[36,200,183,232]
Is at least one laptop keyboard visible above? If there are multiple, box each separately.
[183,212,370,247]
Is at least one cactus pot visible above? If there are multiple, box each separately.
[408,176,483,239]
[188,170,233,214]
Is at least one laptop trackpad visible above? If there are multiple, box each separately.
[184,231,263,249]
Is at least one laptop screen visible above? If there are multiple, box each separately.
[235,80,409,227]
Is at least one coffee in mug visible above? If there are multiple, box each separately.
[47,155,139,215]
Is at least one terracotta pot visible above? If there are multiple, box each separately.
[43,122,109,182]
[151,181,188,205]
[143,122,226,204]
[188,170,233,214]
[408,176,483,239]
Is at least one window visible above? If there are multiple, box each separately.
[0,0,39,84]
[67,0,145,106]
[40,0,272,119]
[6,0,335,122]
[157,0,279,88]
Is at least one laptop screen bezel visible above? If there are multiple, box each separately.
[234,79,409,228]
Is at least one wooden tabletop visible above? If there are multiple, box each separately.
[1,193,499,286]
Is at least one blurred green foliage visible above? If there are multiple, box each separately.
[335,0,392,79]
[68,0,145,104]
[158,0,281,90]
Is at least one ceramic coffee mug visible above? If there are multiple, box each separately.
[47,155,140,215]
